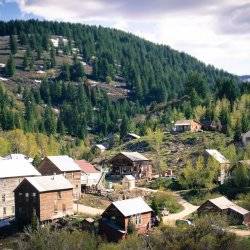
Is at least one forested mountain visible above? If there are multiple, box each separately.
[0,20,249,145]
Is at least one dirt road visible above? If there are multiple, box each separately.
[163,193,198,224]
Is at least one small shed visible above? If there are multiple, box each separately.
[173,120,201,133]
[242,131,250,147]
[122,175,136,190]
[95,144,107,153]
[123,133,141,142]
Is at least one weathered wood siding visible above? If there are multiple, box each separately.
[39,158,81,199]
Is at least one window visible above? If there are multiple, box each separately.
[54,201,58,213]
[25,193,29,202]
[3,207,6,215]
[135,214,141,225]
[19,192,23,196]
[32,193,37,197]
[62,204,66,212]
[57,191,62,199]
[2,194,6,202]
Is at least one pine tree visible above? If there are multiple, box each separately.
[5,54,16,76]
[10,35,17,54]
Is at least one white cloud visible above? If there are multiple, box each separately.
[10,0,250,75]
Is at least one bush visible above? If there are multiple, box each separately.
[235,193,250,210]
[150,191,183,214]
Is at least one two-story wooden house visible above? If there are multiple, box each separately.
[38,156,81,199]
[109,152,152,180]
[100,197,152,241]
[14,175,73,224]
[0,160,41,220]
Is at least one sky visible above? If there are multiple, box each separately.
[0,0,249,75]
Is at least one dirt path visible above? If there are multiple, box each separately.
[163,193,198,224]
[73,203,104,216]
[228,228,250,237]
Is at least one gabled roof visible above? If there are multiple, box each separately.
[4,154,33,163]
[112,197,152,217]
[209,196,249,215]
[47,155,81,172]
[174,119,198,126]
[95,144,106,150]
[23,175,73,192]
[242,131,250,137]
[0,160,41,179]
[123,175,135,181]
[126,133,141,139]
[205,149,230,164]
[75,160,100,174]
[120,152,149,162]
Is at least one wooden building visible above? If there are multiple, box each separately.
[14,175,73,224]
[110,152,152,179]
[173,120,201,133]
[242,131,250,147]
[38,156,81,200]
[0,160,41,220]
[204,149,230,184]
[122,175,136,190]
[100,197,152,241]
[75,160,102,188]
[198,196,250,225]
[123,133,141,142]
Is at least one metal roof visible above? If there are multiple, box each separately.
[209,196,249,215]
[47,156,81,172]
[24,175,73,192]
[95,144,106,150]
[112,197,152,217]
[127,133,141,139]
[4,154,33,163]
[75,160,100,173]
[0,160,41,179]
[175,120,192,126]
[120,152,149,162]
[205,149,230,164]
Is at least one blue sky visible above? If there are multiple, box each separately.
[0,0,250,75]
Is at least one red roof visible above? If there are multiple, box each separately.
[75,160,99,173]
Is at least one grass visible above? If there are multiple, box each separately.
[149,191,184,213]
[182,189,221,206]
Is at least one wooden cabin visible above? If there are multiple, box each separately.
[14,175,73,224]
[38,156,81,200]
[173,120,201,133]
[198,196,250,226]
[110,152,152,180]
[100,197,152,241]
[0,160,41,220]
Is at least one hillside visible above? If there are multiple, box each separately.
[0,20,248,143]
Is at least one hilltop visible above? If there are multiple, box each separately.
[0,20,248,148]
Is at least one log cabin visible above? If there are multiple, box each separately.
[198,196,250,226]
[173,120,201,133]
[0,160,41,220]
[38,156,81,200]
[100,197,152,242]
[14,175,73,224]
[109,152,152,180]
